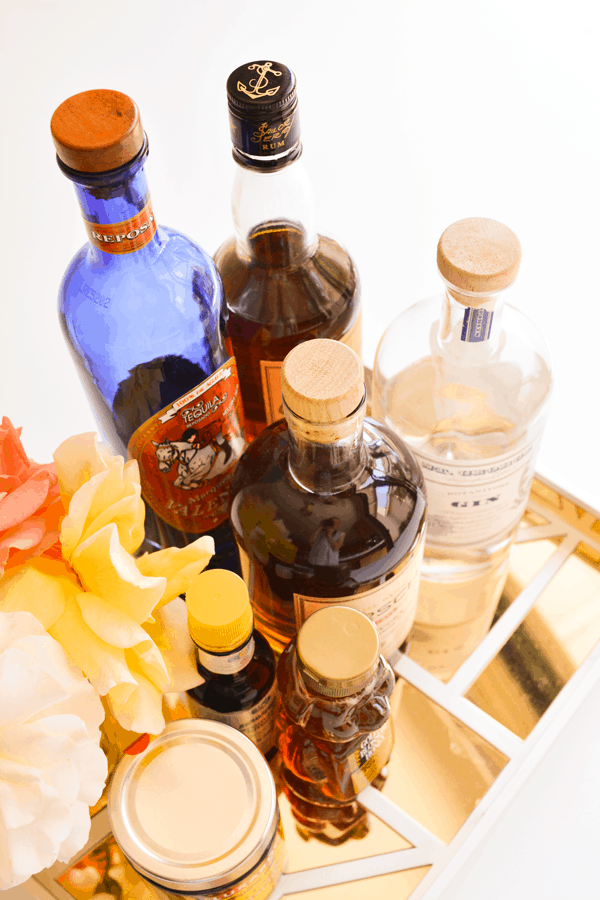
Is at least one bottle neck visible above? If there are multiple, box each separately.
[196,634,255,675]
[63,141,162,262]
[285,396,367,494]
[436,282,507,363]
[232,155,317,266]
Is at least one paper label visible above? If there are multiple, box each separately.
[128,358,245,532]
[83,198,157,254]
[461,306,494,342]
[294,531,424,659]
[202,827,286,900]
[348,721,393,793]
[185,680,278,756]
[412,432,543,549]
[197,638,255,675]
[259,312,363,426]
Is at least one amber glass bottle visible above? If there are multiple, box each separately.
[230,339,426,658]
[185,569,278,757]
[214,60,361,441]
[277,605,395,844]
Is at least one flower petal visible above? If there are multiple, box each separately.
[53,432,109,501]
[49,596,135,696]
[0,647,70,727]
[76,592,156,650]
[0,565,68,631]
[107,666,165,734]
[0,469,51,531]
[0,418,29,481]
[61,458,145,560]
[144,597,203,691]
[136,535,214,606]
[72,524,166,624]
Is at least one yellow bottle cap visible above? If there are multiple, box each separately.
[297,606,381,698]
[186,569,253,653]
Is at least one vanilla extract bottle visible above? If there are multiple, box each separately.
[185,568,278,757]
[52,90,245,568]
[230,339,426,659]
[277,605,395,844]
[373,218,553,679]
[214,60,362,441]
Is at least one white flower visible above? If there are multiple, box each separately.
[0,611,108,890]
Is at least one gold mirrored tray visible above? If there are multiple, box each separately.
[27,475,600,900]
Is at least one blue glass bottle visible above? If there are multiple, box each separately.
[52,90,244,569]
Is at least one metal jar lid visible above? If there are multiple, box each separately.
[107,720,279,892]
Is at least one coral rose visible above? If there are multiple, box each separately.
[0,418,64,577]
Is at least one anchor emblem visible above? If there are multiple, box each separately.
[237,62,282,100]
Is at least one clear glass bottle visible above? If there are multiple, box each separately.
[230,339,426,658]
[184,568,278,757]
[277,605,395,845]
[372,218,553,680]
[214,60,362,441]
[51,90,245,569]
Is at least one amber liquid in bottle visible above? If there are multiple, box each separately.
[214,221,361,441]
[276,633,395,845]
[230,419,426,656]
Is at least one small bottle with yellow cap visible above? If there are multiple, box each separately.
[276,605,395,845]
[185,569,278,757]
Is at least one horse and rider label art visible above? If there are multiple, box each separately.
[128,358,245,533]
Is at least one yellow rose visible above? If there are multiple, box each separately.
[0,433,214,734]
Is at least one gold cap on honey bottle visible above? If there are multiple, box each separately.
[437,217,522,296]
[297,606,380,698]
[51,89,145,173]
[186,569,253,653]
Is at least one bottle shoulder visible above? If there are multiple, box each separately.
[214,227,359,330]
[373,294,553,456]
[230,419,426,590]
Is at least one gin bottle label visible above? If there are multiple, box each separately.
[293,531,424,659]
[128,358,244,532]
[83,198,157,254]
[413,430,544,549]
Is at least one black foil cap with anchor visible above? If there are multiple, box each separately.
[227,60,301,169]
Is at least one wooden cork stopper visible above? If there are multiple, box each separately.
[51,89,144,173]
[437,217,522,294]
[281,339,364,424]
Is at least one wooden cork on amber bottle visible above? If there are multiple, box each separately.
[51,89,145,173]
[281,339,364,441]
[437,217,522,300]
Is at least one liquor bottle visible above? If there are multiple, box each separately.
[277,605,395,844]
[214,60,362,441]
[230,339,426,658]
[372,218,553,680]
[51,90,245,568]
[184,568,278,756]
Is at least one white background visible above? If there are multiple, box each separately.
[1,1,599,898]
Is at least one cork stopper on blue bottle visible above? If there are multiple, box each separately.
[227,60,301,169]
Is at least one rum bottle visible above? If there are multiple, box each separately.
[185,568,278,756]
[51,90,245,568]
[372,218,553,679]
[277,605,395,844]
[214,60,362,440]
[230,339,426,657]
